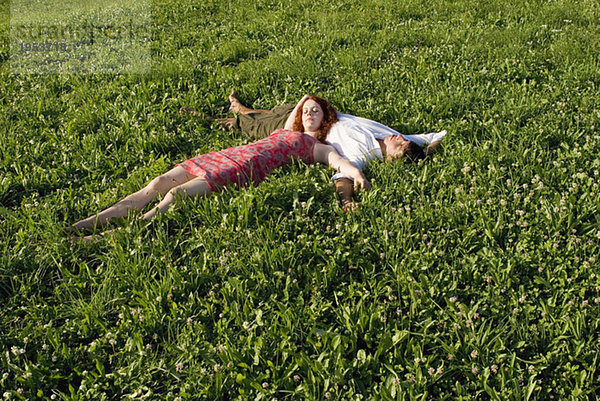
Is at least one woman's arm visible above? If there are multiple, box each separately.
[283,94,310,130]
[312,143,371,191]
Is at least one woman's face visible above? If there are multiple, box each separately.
[301,99,324,133]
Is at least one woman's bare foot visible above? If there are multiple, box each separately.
[79,229,115,242]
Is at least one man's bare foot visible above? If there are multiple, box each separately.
[228,90,270,115]
[228,90,251,114]
[179,107,203,116]
[215,117,235,131]
[341,200,360,213]
[178,107,232,130]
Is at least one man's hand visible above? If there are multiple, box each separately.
[335,177,364,212]
[342,200,360,213]
[425,140,442,156]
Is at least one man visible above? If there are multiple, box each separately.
[181,92,446,210]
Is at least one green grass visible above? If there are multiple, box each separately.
[10,0,134,24]
[9,0,151,74]
[1,0,600,399]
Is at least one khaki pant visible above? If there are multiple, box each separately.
[231,103,295,139]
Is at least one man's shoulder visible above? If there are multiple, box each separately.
[328,120,364,139]
[336,113,358,122]
[332,114,364,130]
[337,113,390,130]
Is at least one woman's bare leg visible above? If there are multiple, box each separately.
[72,166,195,230]
[142,177,213,220]
[80,178,213,242]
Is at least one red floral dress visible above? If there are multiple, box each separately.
[177,129,317,191]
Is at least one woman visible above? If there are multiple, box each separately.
[70,96,369,237]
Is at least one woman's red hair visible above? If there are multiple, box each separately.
[292,96,338,143]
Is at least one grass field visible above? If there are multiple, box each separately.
[1,0,600,399]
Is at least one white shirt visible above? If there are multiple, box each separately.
[327,113,447,181]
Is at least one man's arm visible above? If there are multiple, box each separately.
[334,177,359,212]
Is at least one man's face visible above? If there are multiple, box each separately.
[384,135,411,161]
[301,99,324,133]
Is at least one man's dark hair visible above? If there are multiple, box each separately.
[404,141,425,162]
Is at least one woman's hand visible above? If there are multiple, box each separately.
[353,173,371,191]
[313,142,371,190]
[284,94,311,130]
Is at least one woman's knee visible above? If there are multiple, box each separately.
[147,174,176,194]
